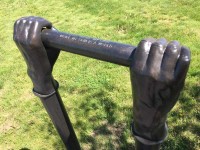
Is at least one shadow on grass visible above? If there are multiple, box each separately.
[45,122,66,149]
[36,118,65,149]
[73,88,135,149]
[163,81,200,150]
[72,80,199,149]
[31,79,199,149]
[190,70,200,78]
[32,85,135,149]
[79,90,117,124]
[161,136,196,150]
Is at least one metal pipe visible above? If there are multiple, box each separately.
[40,92,81,149]
[41,29,136,67]
[34,81,81,149]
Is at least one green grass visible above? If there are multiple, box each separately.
[0,0,199,149]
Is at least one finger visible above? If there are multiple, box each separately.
[27,21,40,47]
[13,19,23,47]
[37,17,52,29]
[132,38,156,72]
[32,20,52,38]
[13,19,21,40]
[24,20,33,40]
[15,19,28,54]
[13,19,26,43]
[17,20,36,64]
[161,41,181,80]
[174,46,191,82]
[146,38,167,78]
[27,20,50,48]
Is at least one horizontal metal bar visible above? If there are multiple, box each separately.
[41,29,136,67]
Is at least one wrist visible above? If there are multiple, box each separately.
[132,121,168,144]
[33,80,59,98]
[33,82,55,95]
[32,76,55,95]
[27,70,54,94]
[135,138,161,150]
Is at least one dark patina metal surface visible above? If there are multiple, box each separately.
[13,16,80,150]
[13,16,190,150]
[130,38,190,149]
[41,29,136,66]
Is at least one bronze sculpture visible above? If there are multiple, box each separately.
[14,16,80,149]
[130,39,190,149]
[13,16,190,150]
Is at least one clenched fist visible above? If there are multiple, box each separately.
[130,38,190,148]
[13,16,60,95]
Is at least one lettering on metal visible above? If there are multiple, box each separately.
[60,34,113,48]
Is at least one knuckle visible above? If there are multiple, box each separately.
[181,46,191,62]
[146,68,160,80]
[28,20,33,25]
[151,42,165,54]
[170,40,179,45]
[166,43,179,54]
[140,39,152,45]
[180,54,190,62]
[138,40,152,52]
[22,19,27,24]
[160,71,174,82]
[140,39,148,44]
[14,19,23,29]
[14,19,21,26]
[152,41,163,48]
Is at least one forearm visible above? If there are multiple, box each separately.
[132,121,167,150]
[28,70,55,95]
[133,121,168,140]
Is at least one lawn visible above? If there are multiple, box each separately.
[0,0,199,149]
